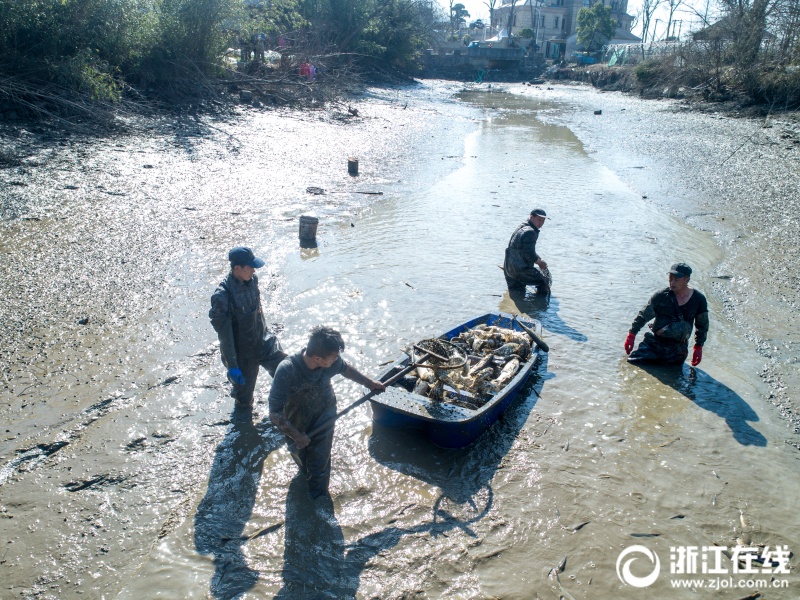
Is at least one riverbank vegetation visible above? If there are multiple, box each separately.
[634,0,799,108]
[552,0,800,110]
[576,3,617,52]
[0,0,440,125]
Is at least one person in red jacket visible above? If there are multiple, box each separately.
[624,263,709,366]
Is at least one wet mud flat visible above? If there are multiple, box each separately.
[1,81,800,600]
[524,82,800,448]
[0,85,475,599]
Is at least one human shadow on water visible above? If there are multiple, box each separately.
[273,358,552,599]
[500,288,588,343]
[194,416,283,600]
[638,363,767,447]
[274,475,493,599]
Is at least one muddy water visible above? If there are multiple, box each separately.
[1,84,799,599]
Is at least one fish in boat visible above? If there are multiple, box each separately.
[370,312,542,449]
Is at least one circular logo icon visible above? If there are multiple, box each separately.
[616,545,661,588]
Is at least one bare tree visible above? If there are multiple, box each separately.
[505,0,521,34]
[772,0,800,62]
[484,0,499,32]
[640,0,663,43]
[718,0,783,66]
[629,12,639,32]
[665,0,684,38]
[633,0,800,105]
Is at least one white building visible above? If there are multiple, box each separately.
[492,0,638,59]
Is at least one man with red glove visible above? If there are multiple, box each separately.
[624,263,708,366]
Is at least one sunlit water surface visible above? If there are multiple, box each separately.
[1,83,798,600]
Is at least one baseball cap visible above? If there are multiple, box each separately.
[228,246,265,268]
[530,209,548,219]
[668,263,692,277]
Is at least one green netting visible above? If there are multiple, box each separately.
[601,41,684,66]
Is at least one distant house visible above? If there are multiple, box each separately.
[691,16,736,41]
[691,15,776,46]
[493,0,637,59]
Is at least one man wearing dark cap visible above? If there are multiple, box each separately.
[625,263,709,366]
[209,247,286,416]
[503,209,551,294]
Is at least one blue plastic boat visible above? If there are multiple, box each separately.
[371,312,541,449]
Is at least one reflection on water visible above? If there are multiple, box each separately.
[500,288,588,343]
[275,478,351,599]
[276,471,494,600]
[194,420,282,600]
[299,238,320,257]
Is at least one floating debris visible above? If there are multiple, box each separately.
[556,556,567,573]
[221,521,284,543]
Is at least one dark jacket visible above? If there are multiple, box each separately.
[630,287,709,347]
[504,220,540,279]
[209,273,269,370]
[268,350,347,434]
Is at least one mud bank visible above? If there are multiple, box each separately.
[545,67,800,118]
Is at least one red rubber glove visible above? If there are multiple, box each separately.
[691,345,702,366]
[624,332,635,355]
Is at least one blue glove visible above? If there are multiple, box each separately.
[228,368,246,385]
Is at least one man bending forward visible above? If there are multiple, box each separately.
[269,326,385,499]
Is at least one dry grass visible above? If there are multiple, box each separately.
[0,49,367,132]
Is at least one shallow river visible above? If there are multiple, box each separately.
[1,83,798,599]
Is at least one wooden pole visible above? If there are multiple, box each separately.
[512,315,549,353]
[285,353,431,450]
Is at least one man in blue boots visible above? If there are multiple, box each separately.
[209,247,286,419]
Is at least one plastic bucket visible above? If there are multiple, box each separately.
[299,215,319,240]
[348,158,359,175]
